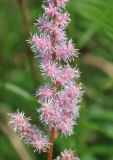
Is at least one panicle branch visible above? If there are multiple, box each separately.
[8,111,50,152]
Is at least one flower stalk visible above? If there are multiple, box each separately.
[48,127,55,160]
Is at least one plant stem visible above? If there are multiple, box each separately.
[18,0,39,82]
[48,1,58,159]
[18,0,31,35]
[48,127,55,160]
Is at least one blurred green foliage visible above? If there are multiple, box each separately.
[0,0,113,160]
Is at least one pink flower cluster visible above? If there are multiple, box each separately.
[9,0,82,159]
[55,150,79,160]
[40,63,79,85]
[8,111,49,152]
[30,0,83,135]
[39,83,82,135]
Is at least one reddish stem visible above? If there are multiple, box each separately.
[48,127,55,160]
[48,1,58,160]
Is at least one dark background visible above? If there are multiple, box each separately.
[0,0,113,160]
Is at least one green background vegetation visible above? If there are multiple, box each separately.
[0,0,113,160]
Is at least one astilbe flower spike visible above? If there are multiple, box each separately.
[9,0,83,159]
